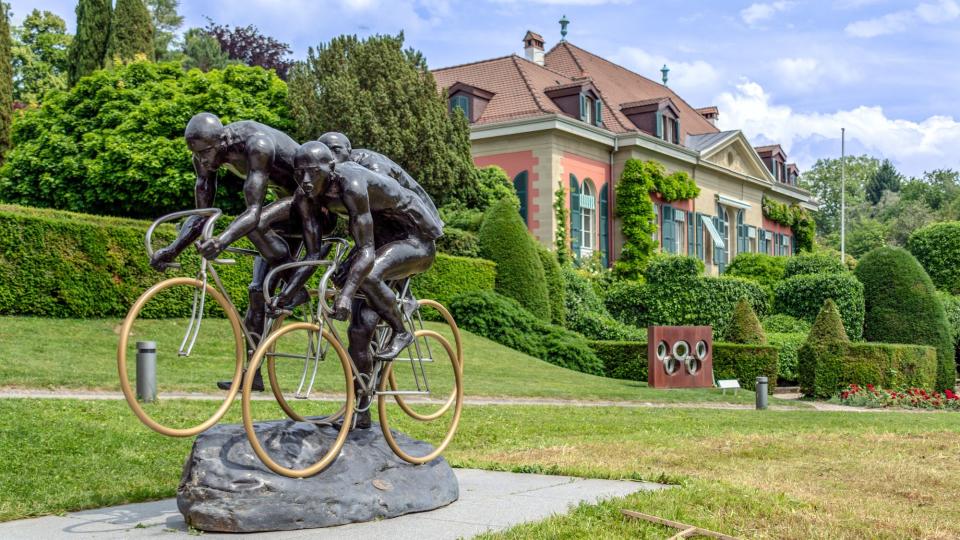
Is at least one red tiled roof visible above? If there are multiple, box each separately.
[754,144,785,156]
[696,106,719,115]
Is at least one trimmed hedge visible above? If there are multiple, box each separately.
[536,243,566,326]
[773,273,864,340]
[606,275,769,336]
[590,341,648,381]
[478,198,551,319]
[724,297,767,344]
[589,340,778,394]
[907,222,960,295]
[411,254,496,308]
[435,227,479,258]
[783,252,846,278]
[725,253,787,290]
[762,314,811,334]
[855,247,955,391]
[644,254,703,284]
[0,205,495,318]
[562,266,644,341]
[713,343,779,393]
[799,341,938,398]
[448,290,603,375]
[768,332,805,384]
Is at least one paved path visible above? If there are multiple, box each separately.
[0,387,818,411]
[0,469,665,540]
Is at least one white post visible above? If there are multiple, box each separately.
[840,127,846,263]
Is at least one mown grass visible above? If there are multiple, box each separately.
[0,399,957,539]
[0,316,800,406]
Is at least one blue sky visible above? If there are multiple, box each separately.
[10,0,960,176]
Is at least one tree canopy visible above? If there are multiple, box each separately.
[287,33,477,208]
[11,9,71,105]
[67,0,111,86]
[203,19,292,80]
[865,159,902,205]
[800,155,878,237]
[106,0,154,64]
[145,0,182,60]
[0,2,12,162]
[0,61,291,217]
[181,27,229,72]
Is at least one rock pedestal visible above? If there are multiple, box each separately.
[177,419,459,533]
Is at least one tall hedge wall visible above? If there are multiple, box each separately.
[855,247,955,391]
[773,273,864,340]
[799,341,938,399]
[0,205,495,317]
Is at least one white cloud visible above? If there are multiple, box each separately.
[614,47,722,106]
[715,80,960,174]
[845,0,959,37]
[773,56,861,92]
[740,1,793,25]
[490,0,632,4]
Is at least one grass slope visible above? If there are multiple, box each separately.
[0,399,957,538]
[0,316,787,405]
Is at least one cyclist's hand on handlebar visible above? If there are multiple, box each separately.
[198,238,225,260]
[266,294,290,317]
[331,296,352,321]
[149,246,178,271]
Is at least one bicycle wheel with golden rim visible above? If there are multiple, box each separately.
[117,277,244,437]
[388,299,463,421]
[243,322,354,478]
[378,329,463,465]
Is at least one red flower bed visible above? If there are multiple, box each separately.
[837,384,960,410]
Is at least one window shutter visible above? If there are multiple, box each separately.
[513,171,529,225]
[674,119,681,144]
[662,206,675,254]
[696,213,704,260]
[570,175,581,255]
[656,110,664,138]
[599,185,609,267]
[594,99,603,127]
[579,94,587,122]
[687,211,694,256]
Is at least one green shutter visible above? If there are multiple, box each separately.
[656,110,663,138]
[579,94,587,122]
[599,184,609,267]
[674,119,681,144]
[662,205,675,254]
[570,175,581,255]
[513,171,529,225]
[594,98,603,126]
[696,213,704,260]
[687,211,694,256]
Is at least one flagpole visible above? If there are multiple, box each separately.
[840,127,846,263]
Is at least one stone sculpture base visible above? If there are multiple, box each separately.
[177,419,459,533]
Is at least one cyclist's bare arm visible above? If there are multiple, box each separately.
[149,158,217,269]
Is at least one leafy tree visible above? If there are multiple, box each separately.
[11,9,71,105]
[907,222,960,295]
[204,19,292,79]
[901,169,960,211]
[800,155,878,236]
[288,33,477,208]
[865,159,901,205]
[846,218,887,259]
[106,0,154,63]
[67,0,111,86]
[0,61,291,217]
[181,27,229,72]
[475,165,518,210]
[145,0,182,60]
[0,2,11,162]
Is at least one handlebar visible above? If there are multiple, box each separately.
[262,237,352,316]
[145,208,239,269]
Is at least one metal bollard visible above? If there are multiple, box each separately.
[136,341,157,403]
[755,376,768,410]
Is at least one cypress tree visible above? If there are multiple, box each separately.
[67,0,112,86]
[0,2,12,163]
[106,0,154,64]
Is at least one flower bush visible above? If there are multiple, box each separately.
[837,384,960,411]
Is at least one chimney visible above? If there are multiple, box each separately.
[523,30,545,66]
[696,106,720,126]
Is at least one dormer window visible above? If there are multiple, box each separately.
[445,82,495,124]
[754,145,789,183]
[545,80,603,128]
[621,97,681,144]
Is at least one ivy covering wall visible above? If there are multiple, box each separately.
[762,196,816,252]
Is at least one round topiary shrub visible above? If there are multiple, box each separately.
[907,222,960,295]
[725,252,787,289]
[535,243,566,326]
[724,297,767,344]
[435,226,479,257]
[478,198,551,319]
[783,252,846,278]
[855,247,956,391]
[773,273,864,340]
[762,314,811,334]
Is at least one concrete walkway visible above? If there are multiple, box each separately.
[0,469,665,540]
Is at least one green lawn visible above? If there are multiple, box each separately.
[0,316,797,406]
[0,399,957,538]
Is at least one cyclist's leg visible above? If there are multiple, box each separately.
[359,235,436,360]
[217,255,269,392]
[347,300,380,429]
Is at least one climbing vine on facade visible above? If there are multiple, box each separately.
[554,179,569,265]
[762,196,815,252]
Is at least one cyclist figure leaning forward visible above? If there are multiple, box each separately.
[150,112,304,392]
[270,140,444,428]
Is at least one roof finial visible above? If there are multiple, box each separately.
[660,64,670,86]
[559,14,569,41]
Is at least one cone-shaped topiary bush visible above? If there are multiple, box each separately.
[478,197,551,319]
[855,247,955,391]
[806,298,849,345]
[535,242,566,326]
[724,297,767,344]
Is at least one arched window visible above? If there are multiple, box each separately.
[513,171,529,225]
[580,180,595,254]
